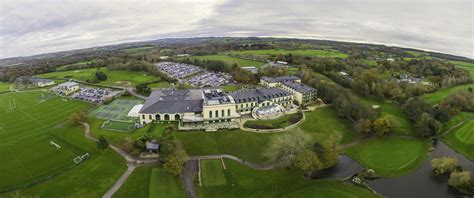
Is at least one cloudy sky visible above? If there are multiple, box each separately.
[0,0,472,59]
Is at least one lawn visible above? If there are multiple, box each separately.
[222,84,241,92]
[361,98,415,136]
[149,168,186,198]
[441,115,474,161]
[230,49,348,58]
[181,55,266,68]
[300,106,357,144]
[177,129,275,163]
[201,159,227,186]
[0,82,10,92]
[422,83,474,105]
[114,166,152,198]
[197,159,380,198]
[36,68,161,87]
[345,137,429,176]
[2,122,127,197]
[244,112,302,130]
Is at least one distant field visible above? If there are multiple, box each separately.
[449,61,474,78]
[231,49,348,58]
[56,60,95,71]
[149,168,186,198]
[198,159,380,198]
[201,159,227,186]
[120,46,154,54]
[0,91,89,191]
[36,68,162,87]
[345,137,428,176]
[422,83,474,105]
[179,55,266,67]
[0,82,10,92]
[361,98,415,136]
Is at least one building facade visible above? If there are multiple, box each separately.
[260,75,317,105]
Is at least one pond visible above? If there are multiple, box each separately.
[310,141,473,198]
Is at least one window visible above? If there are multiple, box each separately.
[221,110,224,117]
[149,115,152,119]
[209,111,212,118]
[142,115,145,119]
[215,110,219,117]
[228,109,231,116]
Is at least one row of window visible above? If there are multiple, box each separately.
[209,109,231,118]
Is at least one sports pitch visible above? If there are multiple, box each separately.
[101,120,136,132]
[200,159,227,186]
[454,120,474,144]
[0,91,89,191]
[91,99,141,121]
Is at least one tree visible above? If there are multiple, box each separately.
[71,111,87,126]
[448,171,471,188]
[372,116,393,136]
[321,131,342,164]
[431,157,457,175]
[264,129,311,167]
[164,148,188,176]
[95,71,107,81]
[294,149,322,172]
[356,119,372,135]
[97,135,109,150]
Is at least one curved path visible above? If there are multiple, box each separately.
[188,154,285,171]
[437,116,474,137]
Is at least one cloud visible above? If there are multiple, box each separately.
[0,0,472,58]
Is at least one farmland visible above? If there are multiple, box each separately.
[180,55,266,67]
[230,49,349,58]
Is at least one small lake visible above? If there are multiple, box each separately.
[310,141,473,198]
[367,141,473,198]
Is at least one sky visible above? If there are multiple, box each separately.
[0,0,472,59]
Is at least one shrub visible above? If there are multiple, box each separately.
[431,157,458,175]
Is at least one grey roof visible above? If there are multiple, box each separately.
[229,88,292,103]
[146,141,159,150]
[282,82,317,94]
[261,75,300,83]
[139,89,203,114]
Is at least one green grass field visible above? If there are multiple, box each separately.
[361,98,415,136]
[449,61,474,78]
[1,120,127,197]
[197,159,380,198]
[177,129,274,163]
[0,82,10,92]
[222,85,241,92]
[300,106,357,144]
[441,115,474,161]
[422,83,474,105]
[181,55,266,67]
[114,166,153,198]
[0,91,89,191]
[149,168,186,198]
[230,49,348,58]
[36,68,162,87]
[201,159,227,186]
[345,137,429,176]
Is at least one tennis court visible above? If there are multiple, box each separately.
[91,99,141,121]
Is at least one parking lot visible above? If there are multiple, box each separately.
[72,87,121,103]
[186,71,232,87]
[155,62,202,79]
